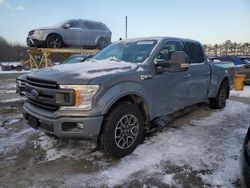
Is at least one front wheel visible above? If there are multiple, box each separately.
[209,82,228,109]
[100,103,144,158]
[46,34,63,48]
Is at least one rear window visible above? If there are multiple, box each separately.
[185,42,204,63]
[84,22,106,30]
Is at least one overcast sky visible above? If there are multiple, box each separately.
[0,0,249,45]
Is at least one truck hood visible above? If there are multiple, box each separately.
[28,59,139,85]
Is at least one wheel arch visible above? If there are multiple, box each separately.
[103,94,150,127]
[208,76,230,99]
[95,35,110,45]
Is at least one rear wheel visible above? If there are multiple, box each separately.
[46,34,63,48]
[97,38,108,50]
[100,103,144,158]
[209,81,228,109]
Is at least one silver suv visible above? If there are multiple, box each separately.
[26,19,112,49]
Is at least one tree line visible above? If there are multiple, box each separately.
[203,40,250,57]
[0,36,28,62]
[0,36,249,63]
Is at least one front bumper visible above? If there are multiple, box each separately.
[26,37,46,47]
[23,104,104,144]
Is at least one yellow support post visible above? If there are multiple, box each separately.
[21,47,99,70]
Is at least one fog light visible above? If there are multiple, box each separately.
[77,123,85,129]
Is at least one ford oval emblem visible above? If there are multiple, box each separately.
[30,89,39,98]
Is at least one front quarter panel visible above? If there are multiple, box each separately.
[93,81,154,117]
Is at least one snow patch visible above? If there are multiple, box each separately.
[0,128,35,155]
[34,133,92,162]
[230,86,250,98]
[0,97,23,103]
[36,59,138,79]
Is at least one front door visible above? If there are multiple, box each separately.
[152,40,191,117]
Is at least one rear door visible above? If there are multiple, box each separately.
[81,21,100,45]
[62,20,82,45]
[184,41,210,105]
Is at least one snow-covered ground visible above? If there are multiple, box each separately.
[230,86,250,98]
[59,100,250,188]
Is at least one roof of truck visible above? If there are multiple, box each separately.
[118,36,202,44]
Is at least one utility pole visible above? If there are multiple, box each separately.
[125,16,127,39]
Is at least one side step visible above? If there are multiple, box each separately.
[148,104,198,133]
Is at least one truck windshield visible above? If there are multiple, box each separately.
[93,40,157,63]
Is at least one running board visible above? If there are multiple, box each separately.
[149,104,198,132]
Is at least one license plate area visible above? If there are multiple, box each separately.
[27,115,39,129]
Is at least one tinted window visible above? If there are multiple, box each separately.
[68,20,81,28]
[157,41,184,61]
[84,22,106,30]
[185,42,204,63]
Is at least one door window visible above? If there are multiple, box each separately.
[185,42,204,63]
[156,41,184,61]
[68,20,81,28]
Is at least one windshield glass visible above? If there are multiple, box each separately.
[93,40,157,63]
[61,56,86,64]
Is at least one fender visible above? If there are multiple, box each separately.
[207,69,230,98]
[95,81,153,118]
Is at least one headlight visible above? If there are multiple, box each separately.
[34,30,45,36]
[59,85,99,111]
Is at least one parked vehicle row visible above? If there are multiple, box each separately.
[209,56,250,85]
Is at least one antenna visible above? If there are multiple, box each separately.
[125,16,127,39]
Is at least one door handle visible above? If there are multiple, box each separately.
[204,72,210,76]
[183,74,191,78]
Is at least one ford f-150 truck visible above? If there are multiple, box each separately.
[23,37,234,158]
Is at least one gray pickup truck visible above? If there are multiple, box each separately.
[23,37,234,157]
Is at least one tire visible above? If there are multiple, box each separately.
[97,38,108,50]
[16,65,22,71]
[46,34,63,48]
[209,81,228,109]
[100,103,144,158]
[22,64,30,70]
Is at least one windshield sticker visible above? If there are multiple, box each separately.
[137,41,154,45]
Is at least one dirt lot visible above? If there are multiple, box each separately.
[0,74,250,188]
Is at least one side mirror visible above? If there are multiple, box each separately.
[168,51,189,72]
[155,51,189,74]
[63,23,70,29]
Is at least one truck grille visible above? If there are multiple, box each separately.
[27,76,58,89]
[25,76,75,111]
